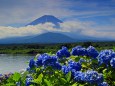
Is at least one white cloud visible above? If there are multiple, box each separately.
[0,20,115,40]
[0,23,55,39]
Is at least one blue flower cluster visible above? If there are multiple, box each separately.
[98,82,109,86]
[87,46,99,58]
[74,70,103,85]
[36,54,57,66]
[110,58,115,68]
[97,50,115,66]
[62,65,71,74]
[84,70,103,84]
[25,75,33,86]
[71,46,99,59]
[68,59,82,71]
[73,71,84,81]
[71,46,87,56]
[61,60,82,74]
[28,53,62,70]
[56,46,70,58]
[29,59,35,68]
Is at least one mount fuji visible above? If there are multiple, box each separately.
[26,15,63,28]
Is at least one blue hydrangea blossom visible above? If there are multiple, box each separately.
[98,82,109,86]
[51,62,62,70]
[29,59,35,68]
[74,70,103,84]
[110,58,115,68]
[26,76,33,86]
[84,70,103,84]
[98,50,115,65]
[71,46,87,56]
[61,65,71,74]
[74,71,85,81]
[36,53,61,70]
[68,59,82,71]
[87,46,99,58]
[56,46,70,58]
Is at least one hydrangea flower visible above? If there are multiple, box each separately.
[110,58,115,68]
[68,59,82,71]
[71,69,76,77]
[78,58,86,64]
[98,82,109,86]
[84,70,103,84]
[87,46,99,58]
[56,46,70,58]
[36,54,44,67]
[29,58,35,68]
[26,76,33,86]
[71,46,87,56]
[98,50,115,65]
[26,67,30,71]
[74,70,103,84]
[62,60,82,75]
[36,53,61,70]
[61,65,71,74]
[74,71,85,81]
[43,55,57,66]
[36,54,57,66]
[51,62,62,70]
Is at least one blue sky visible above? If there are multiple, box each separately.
[0,0,114,26]
[0,0,115,39]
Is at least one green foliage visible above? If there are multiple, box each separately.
[44,79,52,86]
[32,73,43,84]
[0,42,115,54]
[65,72,71,82]
[12,72,21,82]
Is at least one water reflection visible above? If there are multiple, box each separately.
[0,54,34,74]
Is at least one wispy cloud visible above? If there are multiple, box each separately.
[0,0,114,26]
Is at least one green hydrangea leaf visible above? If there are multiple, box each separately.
[13,72,21,82]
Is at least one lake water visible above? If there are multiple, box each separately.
[0,54,34,74]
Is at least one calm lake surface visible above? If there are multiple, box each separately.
[0,54,34,74]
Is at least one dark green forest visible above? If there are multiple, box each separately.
[0,41,115,54]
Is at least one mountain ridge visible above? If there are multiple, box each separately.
[0,32,76,44]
